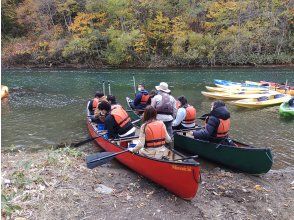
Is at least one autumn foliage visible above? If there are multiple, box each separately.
[2,0,293,67]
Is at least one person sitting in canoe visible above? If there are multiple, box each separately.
[130,83,150,110]
[151,82,177,138]
[106,95,122,109]
[146,89,157,105]
[193,101,230,141]
[98,101,136,139]
[172,96,197,130]
[129,106,171,159]
[88,91,106,115]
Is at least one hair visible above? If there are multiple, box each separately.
[212,100,226,109]
[98,101,111,112]
[177,96,187,107]
[107,95,117,104]
[95,91,104,98]
[143,105,157,123]
[138,83,145,89]
[149,89,157,97]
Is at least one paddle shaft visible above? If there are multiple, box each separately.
[87,149,129,164]
[172,155,198,161]
[108,81,111,95]
[133,74,136,95]
[103,81,105,95]
[72,132,105,148]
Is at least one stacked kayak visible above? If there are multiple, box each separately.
[201,91,278,100]
[279,100,294,117]
[232,94,292,108]
[1,85,9,99]
[214,79,269,89]
[205,86,268,94]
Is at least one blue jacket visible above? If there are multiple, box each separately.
[193,106,230,140]
[133,90,149,109]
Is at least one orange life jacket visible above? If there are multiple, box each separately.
[140,94,150,105]
[216,119,230,138]
[145,121,166,148]
[92,98,99,111]
[182,105,196,124]
[111,106,131,128]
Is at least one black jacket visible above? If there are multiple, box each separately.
[105,114,134,139]
[193,106,230,140]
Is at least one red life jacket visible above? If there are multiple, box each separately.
[216,119,230,138]
[92,98,99,111]
[145,121,166,148]
[111,106,131,128]
[182,105,196,125]
[140,94,150,105]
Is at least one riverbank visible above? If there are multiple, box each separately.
[1,62,294,70]
[2,146,293,219]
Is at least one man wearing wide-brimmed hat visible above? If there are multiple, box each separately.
[151,82,177,137]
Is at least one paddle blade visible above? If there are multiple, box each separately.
[86,152,116,169]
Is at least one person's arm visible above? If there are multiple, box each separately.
[171,97,177,118]
[132,125,146,152]
[172,108,186,127]
[193,116,219,139]
[105,115,116,139]
[133,93,142,106]
[150,95,159,108]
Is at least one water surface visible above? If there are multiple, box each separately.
[1,68,293,169]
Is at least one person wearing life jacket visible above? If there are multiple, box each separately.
[106,95,122,110]
[129,106,171,159]
[289,98,294,108]
[172,96,196,130]
[88,91,105,115]
[131,83,150,110]
[151,82,177,137]
[193,101,230,141]
[98,101,136,139]
[146,90,157,105]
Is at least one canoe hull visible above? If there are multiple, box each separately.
[174,134,273,174]
[87,119,200,200]
[201,91,275,100]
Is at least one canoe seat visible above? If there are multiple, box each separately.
[257,96,269,101]
[274,94,284,99]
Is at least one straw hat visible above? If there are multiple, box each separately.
[155,82,170,93]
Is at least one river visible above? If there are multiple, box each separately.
[1,68,293,169]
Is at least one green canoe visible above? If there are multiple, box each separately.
[174,133,273,174]
[279,102,294,117]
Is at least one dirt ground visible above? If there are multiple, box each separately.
[1,145,293,220]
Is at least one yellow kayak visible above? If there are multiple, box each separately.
[205,86,267,94]
[1,85,9,99]
[201,91,279,100]
[232,94,292,108]
[275,88,294,96]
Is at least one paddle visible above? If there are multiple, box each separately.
[71,132,106,148]
[172,155,198,162]
[133,74,136,95]
[102,81,105,95]
[86,149,129,169]
[108,81,111,95]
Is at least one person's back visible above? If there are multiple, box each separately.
[193,101,230,141]
[132,83,149,109]
[151,82,177,137]
[98,101,135,139]
[172,96,196,129]
[88,91,105,115]
[129,106,171,159]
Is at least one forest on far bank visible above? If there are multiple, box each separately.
[1,0,293,68]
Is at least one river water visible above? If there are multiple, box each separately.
[1,68,293,169]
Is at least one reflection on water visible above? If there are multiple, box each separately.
[1,68,294,169]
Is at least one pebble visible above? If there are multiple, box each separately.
[95,184,113,194]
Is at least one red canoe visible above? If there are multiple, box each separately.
[86,110,201,200]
